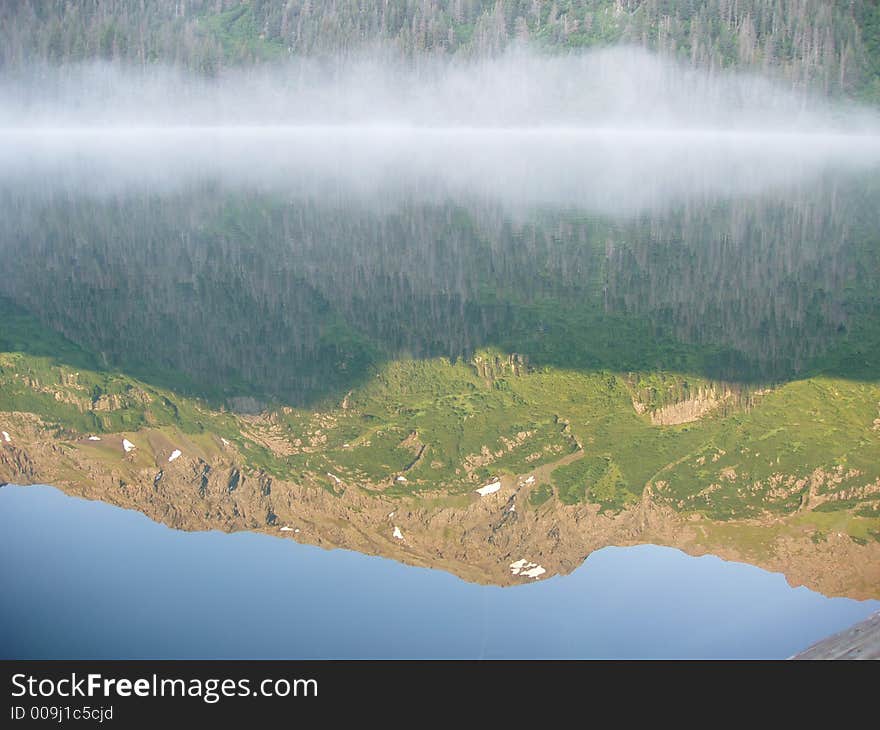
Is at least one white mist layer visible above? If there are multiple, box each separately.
[2,47,878,131]
[3,125,880,216]
[2,47,880,215]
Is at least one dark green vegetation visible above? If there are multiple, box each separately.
[2,0,880,98]
[552,455,635,510]
[4,179,876,408]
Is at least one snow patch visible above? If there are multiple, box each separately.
[326,472,342,484]
[476,479,502,496]
[396,475,407,483]
[524,475,535,484]
[122,438,136,453]
[509,558,546,579]
[87,435,101,441]
[168,449,182,462]
[392,526,404,540]
[220,437,230,446]
[509,503,516,512]
[280,526,294,532]
[1,431,10,443]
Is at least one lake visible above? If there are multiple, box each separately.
[0,484,876,659]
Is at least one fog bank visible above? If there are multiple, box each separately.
[2,47,878,131]
[3,47,880,216]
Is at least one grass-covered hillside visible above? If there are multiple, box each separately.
[3,296,879,537]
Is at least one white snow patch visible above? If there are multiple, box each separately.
[388,511,395,518]
[476,479,502,496]
[396,475,407,483]
[220,437,230,446]
[509,558,546,579]
[509,559,528,574]
[509,503,516,512]
[392,526,404,540]
[122,438,136,453]
[524,475,535,484]
[326,472,342,484]
[168,449,182,462]
[87,435,101,441]
[1,431,10,443]
[280,526,294,532]
[294,528,300,534]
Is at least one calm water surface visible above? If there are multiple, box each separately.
[0,485,875,659]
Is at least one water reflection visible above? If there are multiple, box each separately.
[1,129,879,405]
[1,485,876,659]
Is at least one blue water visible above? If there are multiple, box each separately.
[0,484,876,659]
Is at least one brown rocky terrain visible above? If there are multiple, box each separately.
[1,409,879,599]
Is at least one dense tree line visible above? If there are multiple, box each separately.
[1,1,879,97]
[0,175,871,404]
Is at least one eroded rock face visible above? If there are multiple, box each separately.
[630,382,763,425]
[647,388,729,425]
[1,413,879,599]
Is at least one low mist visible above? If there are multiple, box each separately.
[2,47,880,215]
[3,47,878,130]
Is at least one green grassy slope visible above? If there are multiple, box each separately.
[3,298,878,527]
